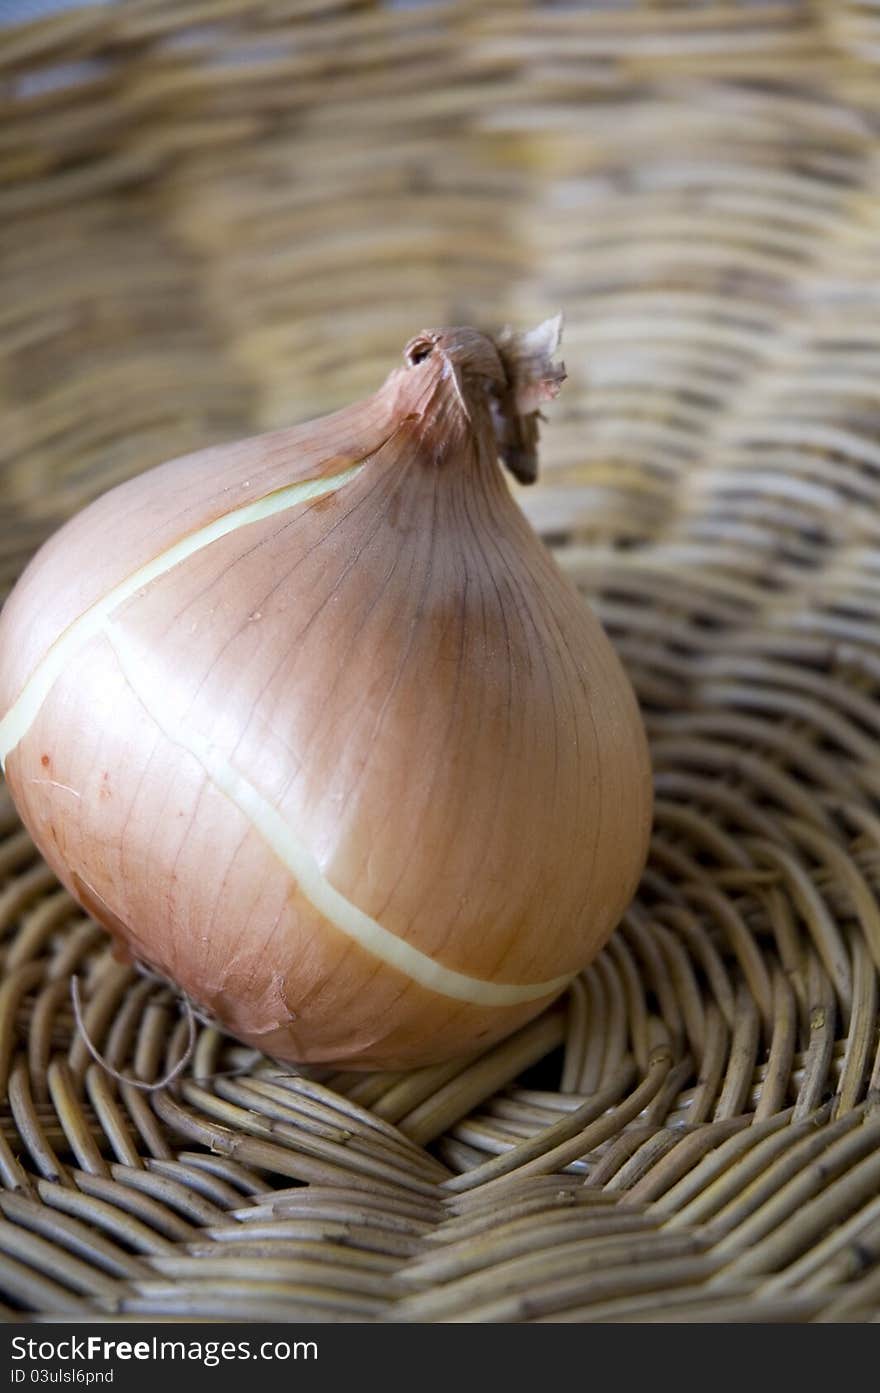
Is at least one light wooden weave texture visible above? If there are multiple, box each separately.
[3,0,880,1322]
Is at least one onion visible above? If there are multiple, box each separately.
[0,320,652,1069]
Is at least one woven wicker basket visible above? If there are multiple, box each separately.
[3,0,880,1324]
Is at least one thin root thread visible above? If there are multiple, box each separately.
[71,974,196,1092]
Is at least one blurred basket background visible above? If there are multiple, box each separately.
[3,0,880,1323]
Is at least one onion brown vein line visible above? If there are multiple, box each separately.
[104,622,573,1010]
[0,462,366,769]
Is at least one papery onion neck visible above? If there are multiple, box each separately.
[400,316,566,485]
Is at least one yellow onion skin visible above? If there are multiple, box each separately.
[0,327,652,1069]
